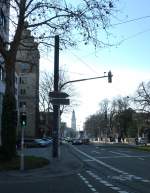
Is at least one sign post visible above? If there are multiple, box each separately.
[52,35,60,158]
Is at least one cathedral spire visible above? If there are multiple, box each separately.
[71,110,76,130]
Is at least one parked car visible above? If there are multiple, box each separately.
[42,137,53,145]
[16,138,39,148]
[72,139,83,145]
[34,138,49,147]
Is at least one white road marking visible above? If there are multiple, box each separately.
[78,173,99,193]
[73,146,150,183]
[84,159,94,162]
[92,151,100,154]
[94,155,150,159]
[110,186,120,190]
[91,187,97,192]
[109,151,129,156]
[138,157,145,161]
[86,170,130,193]
[142,179,150,183]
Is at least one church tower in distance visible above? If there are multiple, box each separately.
[71,110,76,131]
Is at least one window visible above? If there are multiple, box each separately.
[0,65,4,81]
[20,89,26,95]
[20,101,26,108]
[0,8,6,28]
[20,63,30,73]
[20,77,27,84]
[15,88,17,95]
[15,76,18,84]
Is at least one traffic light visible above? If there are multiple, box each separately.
[20,112,27,126]
[108,71,112,83]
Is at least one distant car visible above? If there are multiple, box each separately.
[72,139,83,145]
[82,138,90,144]
[135,137,147,146]
[66,138,73,143]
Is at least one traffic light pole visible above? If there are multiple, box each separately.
[20,105,27,171]
[60,71,113,89]
[20,124,25,171]
[51,35,112,158]
[52,35,60,158]
[20,105,26,171]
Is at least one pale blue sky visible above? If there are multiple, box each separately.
[40,0,150,129]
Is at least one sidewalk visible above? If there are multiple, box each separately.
[0,144,84,183]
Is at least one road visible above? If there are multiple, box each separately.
[72,143,150,193]
[1,143,150,193]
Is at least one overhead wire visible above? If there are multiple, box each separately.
[69,51,99,75]
[42,14,150,79]
[111,14,150,26]
[119,27,150,43]
[76,14,150,58]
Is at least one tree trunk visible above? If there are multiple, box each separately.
[1,60,17,160]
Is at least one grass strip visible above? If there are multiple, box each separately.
[0,156,49,171]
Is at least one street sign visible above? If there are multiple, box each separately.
[51,98,70,105]
[49,91,69,98]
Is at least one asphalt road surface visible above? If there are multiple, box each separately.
[1,143,150,193]
[72,143,150,193]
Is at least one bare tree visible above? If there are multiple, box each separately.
[39,70,78,113]
[134,81,150,113]
[0,0,117,159]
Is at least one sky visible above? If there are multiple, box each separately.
[40,0,150,130]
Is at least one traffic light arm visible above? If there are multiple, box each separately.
[61,71,113,89]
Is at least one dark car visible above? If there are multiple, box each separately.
[82,138,90,144]
[72,139,83,145]
[16,138,39,148]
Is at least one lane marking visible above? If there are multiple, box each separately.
[72,145,127,174]
[78,173,99,193]
[109,151,129,156]
[94,155,150,159]
[86,170,131,193]
[138,158,145,161]
[92,151,100,154]
[73,146,150,183]
[110,186,120,190]
[84,159,95,162]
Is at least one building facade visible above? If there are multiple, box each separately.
[0,0,10,143]
[16,28,40,137]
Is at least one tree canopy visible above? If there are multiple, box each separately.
[1,0,117,58]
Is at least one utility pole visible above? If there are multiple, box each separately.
[52,35,60,158]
